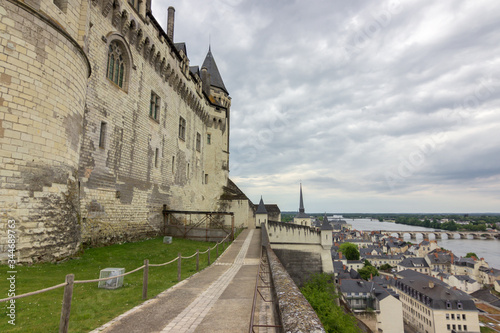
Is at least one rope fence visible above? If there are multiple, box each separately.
[0,231,234,333]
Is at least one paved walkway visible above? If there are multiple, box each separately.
[91,229,261,333]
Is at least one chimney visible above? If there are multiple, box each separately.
[339,252,343,260]
[167,6,175,42]
[201,67,210,96]
[440,275,443,281]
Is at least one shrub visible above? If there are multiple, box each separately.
[301,273,360,333]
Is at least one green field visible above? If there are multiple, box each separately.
[0,237,227,332]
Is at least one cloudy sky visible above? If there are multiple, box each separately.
[152,0,500,213]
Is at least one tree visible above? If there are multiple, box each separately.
[465,252,478,259]
[358,266,379,280]
[364,259,372,267]
[339,243,360,260]
[379,263,392,271]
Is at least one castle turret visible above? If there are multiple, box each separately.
[255,196,268,228]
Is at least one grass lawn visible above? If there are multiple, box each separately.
[0,237,228,332]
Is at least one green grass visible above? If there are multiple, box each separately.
[0,237,227,332]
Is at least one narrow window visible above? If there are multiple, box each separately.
[196,132,201,152]
[463,325,467,331]
[129,0,139,11]
[172,156,175,173]
[53,0,67,12]
[150,91,160,121]
[178,117,186,140]
[451,314,455,320]
[107,41,127,88]
[207,133,211,144]
[154,148,159,168]
[462,314,466,320]
[99,122,107,148]
[187,163,190,178]
[204,174,208,184]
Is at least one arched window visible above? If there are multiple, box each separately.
[107,41,126,88]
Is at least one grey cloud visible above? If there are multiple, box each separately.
[154,0,500,212]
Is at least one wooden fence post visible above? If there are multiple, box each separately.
[196,249,199,271]
[59,274,74,333]
[177,253,182,282]
[208,248,211,265]
[143,259,149,300]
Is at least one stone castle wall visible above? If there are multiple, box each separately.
[267,220,322,245]
[0,0,90,262]
[266,221,333,286]
[0,0,235,262]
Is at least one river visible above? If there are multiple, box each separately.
[346,218,500,269]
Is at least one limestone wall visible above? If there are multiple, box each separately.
[267,221,333,286]
[0,0,234,262]
[78,0,230,245]
[267,220,322,245]
[0,0,90,262]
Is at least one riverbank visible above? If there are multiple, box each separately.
[348,219,500,269]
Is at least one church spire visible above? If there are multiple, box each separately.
[295,183,309,219]
[299,183,305,213]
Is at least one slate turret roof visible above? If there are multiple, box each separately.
[321,212,333,230]
[255,197,268,214]
[202,47,228,94]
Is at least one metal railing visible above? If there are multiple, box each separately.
[249,226,282,333]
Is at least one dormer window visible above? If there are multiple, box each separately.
[457,302,463,309]
[446,301,452,309]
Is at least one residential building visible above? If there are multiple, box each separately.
[339,279,404,332]
[397,257,430,275]
[392,270,480,333]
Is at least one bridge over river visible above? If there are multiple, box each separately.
[379,230,500,240]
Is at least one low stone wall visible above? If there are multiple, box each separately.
[262,227,325,333]
[267,220,321,245]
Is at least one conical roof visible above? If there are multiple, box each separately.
[321,212,333,230]
[295,183,309,218]
[202,47,228,94]
[256,196,268,214]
